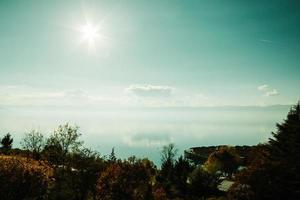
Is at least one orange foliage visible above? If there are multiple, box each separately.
[96,159,157,200]
[0,155,53,200]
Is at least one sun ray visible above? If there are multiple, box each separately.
[78,21,100,49]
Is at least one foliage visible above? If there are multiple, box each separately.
[108,147,117,162]
[227,183,255,200]
[158,144,224,199]
[96,158,156,200]
[42,139,64,165]
[69,148,107,200]
[43,124,104,200]
[0,133,13,154]
[21,129,45,159]
[269,103,300,191]
[160,143,178,164]
[157,143,178,198]
[173,156,194,198]
[204,146,241,176]
[0,155,53,200]
[1,102,299,200]
[49,123,83,155]
[230,102,300,200]
[43,123,83,166]
[188,166,220,198]
[152,185,168,200]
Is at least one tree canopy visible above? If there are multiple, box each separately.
[231,102,300,200]
[1,133,13,153]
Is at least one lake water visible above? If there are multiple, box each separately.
[0,105,291,165]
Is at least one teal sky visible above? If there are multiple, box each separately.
[0,0,299,107]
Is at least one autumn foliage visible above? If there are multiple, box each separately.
[0,102,299,200]
[96,158,158,200]
[0,155,53,200]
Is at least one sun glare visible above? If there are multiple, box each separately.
[78,21,100,49]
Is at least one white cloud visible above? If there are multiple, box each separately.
[0,85,229,108]
[257,84,279,97]
[0,85,130,107]
[265,89,279,96]
[257,84,269,91]
[125,84,174,97]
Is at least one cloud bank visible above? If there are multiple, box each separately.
[125,84,174,97]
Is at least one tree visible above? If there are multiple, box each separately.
[42,140,64,165]
[232,102,300,200]
[227,183,255,200]
[158,144,178,198]
[269,102,300,164]
[108,147,117,162]
[159,143,178,183]
[160,143,178,164]
[267,102,300,199]
[70,148,107,200]
[51,123,83,155]
[44,123,83,165]
[96,158,156,200]
[188,166,220,198]
[47,148,106,200]
[21,130,45,159]
[173,156,194,198]
[40,123,85,199]
[1,133,13,154]
[204,146,240,176]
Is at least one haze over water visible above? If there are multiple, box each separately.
[1,0,300,165]
[0,105,290,164]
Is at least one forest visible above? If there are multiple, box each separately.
[0,102,299,200]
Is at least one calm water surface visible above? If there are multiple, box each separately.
[0,106,290,165]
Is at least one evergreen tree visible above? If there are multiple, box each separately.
[173,156,193,198]
[1,133,13,153]
[268,102,300,199]
[233,102,300,200]
[109,147,117,162]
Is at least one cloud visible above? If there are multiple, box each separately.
[0,85,130,107]
[259,39,282,45]
[125,84,174,97]
[257,84,279,97]
[259,39,275,44]
[265,89,279,96]
[257,84,269,91]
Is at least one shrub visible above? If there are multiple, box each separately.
[0,155,53,200]
[96,158,156,200]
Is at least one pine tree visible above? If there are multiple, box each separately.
[1,133,13,154]
[268,101,300,199]
[109,147,116,162]
[269,102,300,162]
[232,102,300,200]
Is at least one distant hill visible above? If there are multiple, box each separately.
[184,145,254,165]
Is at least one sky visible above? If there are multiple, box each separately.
[0,0,299,108]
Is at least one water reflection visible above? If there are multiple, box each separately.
[0,105,290,164]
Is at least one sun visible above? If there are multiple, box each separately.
[78,21,100,48]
